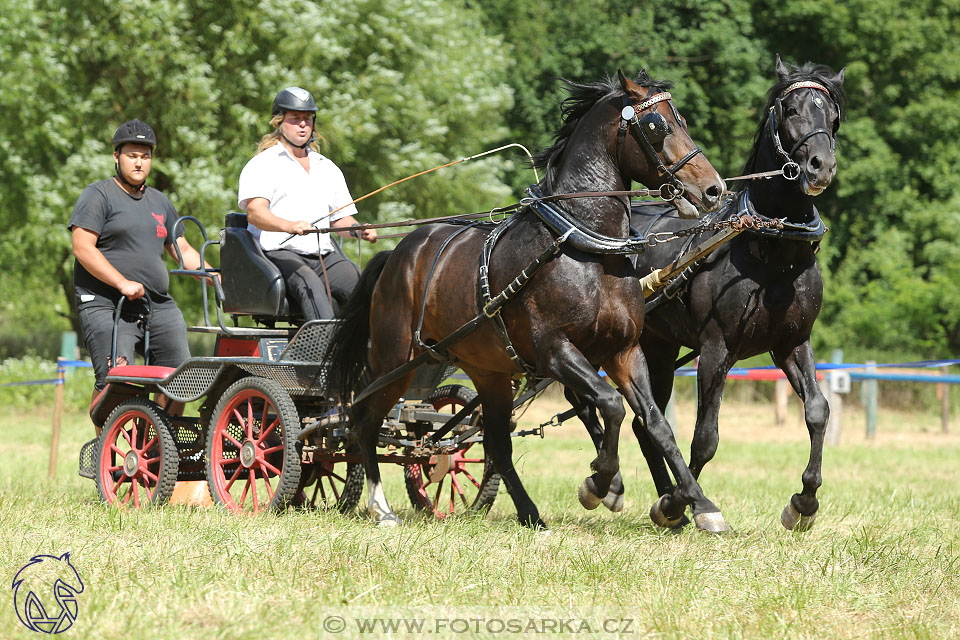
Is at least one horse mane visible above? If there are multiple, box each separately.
[738,60,847,182]
[533,71,672,190]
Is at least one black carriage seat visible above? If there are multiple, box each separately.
[219,212,341,323]
[220,212,294,318]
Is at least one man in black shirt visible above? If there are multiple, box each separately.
[69,120,207,402]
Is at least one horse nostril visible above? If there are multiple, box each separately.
[705,184,721,205]
[810,155,822,171]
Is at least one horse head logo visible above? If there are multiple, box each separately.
[11,553,84,634]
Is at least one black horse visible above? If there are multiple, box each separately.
[326,70,729,530]
[571,56,846,530]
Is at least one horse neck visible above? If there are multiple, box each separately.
[547,136,631,237]
[747,139,817,224]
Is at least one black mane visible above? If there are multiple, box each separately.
[533,71,673,189]
[739,60,847,182]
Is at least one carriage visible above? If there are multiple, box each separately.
[76,211,541,515]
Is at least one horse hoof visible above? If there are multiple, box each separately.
[602,491,624,513]
[693,511,730,534]
[781,503,817,531]
[649,495,684,528]
[578,479,603,510]
[375,513,401,528]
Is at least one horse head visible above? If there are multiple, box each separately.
[770,55,846,196]
[615,69,725,215]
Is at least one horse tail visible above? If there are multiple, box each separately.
[325,250,393,404]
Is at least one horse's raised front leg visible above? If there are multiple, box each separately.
[539,340,623,511]
[605,346,728,533]
[564,386,624,512]
[471,371,546,529]
[773,340,828,531]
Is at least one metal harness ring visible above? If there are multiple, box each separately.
[659,183,684,201]
[781,162,801,181]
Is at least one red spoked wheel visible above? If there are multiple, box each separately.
[404,385,500,517]
[293,457,364,512]
[206,377,301,514]
[95,398,178,507]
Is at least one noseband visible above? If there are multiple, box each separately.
[767,80,838,180]
[616,92,702,201]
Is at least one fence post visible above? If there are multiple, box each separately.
[864,361,878,439]
[824,350,843,445]
[775,377,790,426]
[48,358,66,480]
[940,365,950,433]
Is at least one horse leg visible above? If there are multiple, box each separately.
[564,386,624,512]
[352,376,413,527]
[772,340,828,531]
[634,334,687,525]
[540,341,623,511]
[606,346,728,533]
[472,371,545,529]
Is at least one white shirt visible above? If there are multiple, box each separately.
[237,143,357,255]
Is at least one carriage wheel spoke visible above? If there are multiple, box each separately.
[132,480,141,507]
[259,417,279,443]
[250,470,260,512]
[120,428,133,446]
[260,444,284,455]
[260,469,274,499]
[110,444,127,457]
[260,460,281,476]
[459,467,482,490]
[218,457,240,467]
[222,431,243,449]
[311,480,323,507]
[238,473,251,507]
[142,469,158,483]
[432,480,445,510]
[225,465,242,492]
[139,435,158,454]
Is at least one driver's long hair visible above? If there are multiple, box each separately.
[256,114,325,154]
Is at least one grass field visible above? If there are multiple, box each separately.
[1,390,958,639]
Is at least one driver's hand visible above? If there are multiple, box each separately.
[287,220,314,235]
[119,279,145,300]
[360,227,378,243]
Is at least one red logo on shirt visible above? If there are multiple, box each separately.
[152,212,167,238]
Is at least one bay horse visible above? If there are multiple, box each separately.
[573,56,846,531]
[326,70,728,530]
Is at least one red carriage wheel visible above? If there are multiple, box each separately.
[404,385,500,516]
[293,457,364,512]
[96,398,178,507]
[206,377,301,514]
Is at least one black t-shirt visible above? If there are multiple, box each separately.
[68,179,180,304]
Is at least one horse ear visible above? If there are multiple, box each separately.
[617,68,630,91]
[775,54,790,79]
[833,67,846,86]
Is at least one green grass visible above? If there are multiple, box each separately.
[1,398,958,639]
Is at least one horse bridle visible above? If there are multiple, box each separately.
[767,80,839,181]
[616,91,702,201]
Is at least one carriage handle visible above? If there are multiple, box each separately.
[111,295,153,368]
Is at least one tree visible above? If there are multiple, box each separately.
[0,0,513,357]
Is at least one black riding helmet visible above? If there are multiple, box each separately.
[112,119,156,195]
[112,119,156,151]
[272,86,318,115]
[272,87,317,149]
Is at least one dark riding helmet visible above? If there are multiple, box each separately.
[112,119,156,151]
[271,87,318,116]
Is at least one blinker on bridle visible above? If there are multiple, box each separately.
[616,91,702,201]
[768,80,838,181]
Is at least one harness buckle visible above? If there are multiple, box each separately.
[659,183,684,201]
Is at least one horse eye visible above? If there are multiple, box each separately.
[785,106,799,117]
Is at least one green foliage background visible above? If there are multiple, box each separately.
[1,0,958,363]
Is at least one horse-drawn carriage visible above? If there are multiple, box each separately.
[77,210,517,515]
[78,58,845,534]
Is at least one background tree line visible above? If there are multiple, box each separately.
[1,0,957,363]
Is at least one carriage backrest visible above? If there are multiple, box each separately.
[220,212,292,317]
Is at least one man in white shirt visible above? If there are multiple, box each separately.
[238,87,377,320]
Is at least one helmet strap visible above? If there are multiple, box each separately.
[114,161,146,196]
